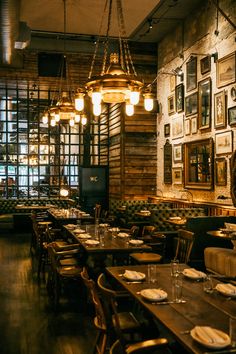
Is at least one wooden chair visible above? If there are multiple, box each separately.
[110,337,170,354]
[46,243,83,310]
[81,267,108,354]
[97,273,152,346]
[174,228,195,264]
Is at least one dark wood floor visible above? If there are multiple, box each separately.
[0,230,96,354]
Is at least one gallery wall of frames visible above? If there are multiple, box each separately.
[157,0,236,203]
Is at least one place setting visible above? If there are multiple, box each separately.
[120,269,146,284]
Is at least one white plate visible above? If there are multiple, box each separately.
[108,227,120,232]
[182,268,206,280]
[123,270,146,281]
[73,229,85,233]
[140,288,168,302]
[215,283,236,297]
[190,327,231,349]
[85,240,100,246]
[76,233,91,239]
[66,224,76,229]
[117,232,129,238]
[129,239,144,246]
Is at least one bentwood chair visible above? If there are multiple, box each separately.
[81,267,108,354]
[110,337,170,354]
[174,229,195,264]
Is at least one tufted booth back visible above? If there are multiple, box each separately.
[150,207,206,232]
[0,198,73,214]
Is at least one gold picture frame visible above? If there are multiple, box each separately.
[214,91,226,129]
[217,52,236,88]
[215,158,227,186]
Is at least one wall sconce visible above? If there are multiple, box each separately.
[60,187,69,198]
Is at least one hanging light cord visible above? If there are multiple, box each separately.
[101,0,113,75]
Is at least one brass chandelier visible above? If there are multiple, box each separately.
[74,0,155,117]
[42,0,87,127]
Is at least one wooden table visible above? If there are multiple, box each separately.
[48,209,94,226]
[15,205,51,211]
[165,217,187,227]
[207,230,236,249]
[106,264,236,354]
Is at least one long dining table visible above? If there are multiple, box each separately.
[106,264,236,354]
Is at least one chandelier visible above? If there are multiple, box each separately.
[74,0,155,117]
[42,0,87,127]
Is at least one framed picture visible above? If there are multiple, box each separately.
[186,56,197,92]
[217,52,236,88]
[175,83,184,112]
[198,77,211,130]
[185,119,190,135]
[185,92,198,116]
[172,116,184,139]
[215,158,227,186]
[164,123,170,137]
[200,55,211,75]
[173,144,182,162]
[214,91,226,128]
[215,130,233,155]
[184,138,213,190]
[231,85,236,101]
[172,167,183,185]
[164,140,172,184]
[170,75,176,92]
[168,94,175,115]
[228,106,236,125]
[191,116,198,134]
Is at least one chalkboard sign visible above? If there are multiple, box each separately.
[164,140,172,184]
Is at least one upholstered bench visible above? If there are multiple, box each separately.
[204,247,236,277]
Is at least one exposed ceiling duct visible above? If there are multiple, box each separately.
[0,0,21,65]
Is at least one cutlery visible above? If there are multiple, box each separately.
[151,300,186,305]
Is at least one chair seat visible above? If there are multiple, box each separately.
[130,252,162,264]
[57,265,82,277]
[59,257,78,266]
[114,311,141,332]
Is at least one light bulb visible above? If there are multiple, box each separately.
[42,114,48,124]
[75,93,84,111]
[75,114,81,123]
[50,118,56,127]
[55,112,60,122]
[92,91,102,105]
[69,118,75,127]
[130,91,140,105]
[81,115,87,125]
[126,102,134,116]
[93,104,101,116]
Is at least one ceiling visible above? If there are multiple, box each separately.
[19,0,204,43]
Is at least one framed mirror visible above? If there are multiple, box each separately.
[198,77,211,130]
[184,138,213,190]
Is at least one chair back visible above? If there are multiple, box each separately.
[175,229,195,263]
[129,225,140,238]
[95,203,102,219]
[141,225,156,238]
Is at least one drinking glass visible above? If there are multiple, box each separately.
[171,259,179,277]
[230,316,236,347]
[148,264,157,284]
[203,274,213,294]
[172,276,183,303]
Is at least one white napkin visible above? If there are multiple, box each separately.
[183,268,206,278]
[109,227,120,232]
[140,288,167,300]
[66,224,76,228]
[216,283,236,295]
[85,240,99,245]
[194,326,226,344]
[76,233,91,239]
[129,239,144,245]
[225,222,236,230]
[169,216,181,220]
[73,228,85,233]
[117,232,129,238]
[124,270,145,280]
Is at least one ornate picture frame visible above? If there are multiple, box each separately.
[173,143,182,162]
[175,83,184,113]
[164,123,170,137]
[228,106,236,126]
[215,158,227,186]
[215,130,233,155]
[214,90,226,129]
[200,55,211,75]
[172,116,184,139]
[186,56,197,92]
[172,167,183,185]
[168,94,175,115]
[198,77,211,130]
[217,52,236,88]
[191,116,198,134]
[185,92,198,116]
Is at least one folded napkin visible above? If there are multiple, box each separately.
[183,268,206,278]
[117,232,129,238]
[216,283,236,295]
[124,270,145,280]
[225,222,236,230]
[109,227,120,232]
[99,223,109,227]
[140,288,167,301]
[73,228,85,233]
[76,233,91,239]
[85,240,99,245]
[66,224,76,228]
[129,239,144,245]
[194,326,226,344]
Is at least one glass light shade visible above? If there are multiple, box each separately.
[75,114,81,123]
[126,102,134,116]
[69,118,75,127]
[92,91,102,105]
[130,91,140,105]
[55,112,60,122]
[60,188,69,197]
[93,103,101,116]
[75,92,85,111]
[50,118,56,127]
[144,97,154,111]
[81,115,87,125]
[42,114,48,124]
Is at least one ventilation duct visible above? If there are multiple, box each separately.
[0,0,20,65]
[14,21,31,49]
